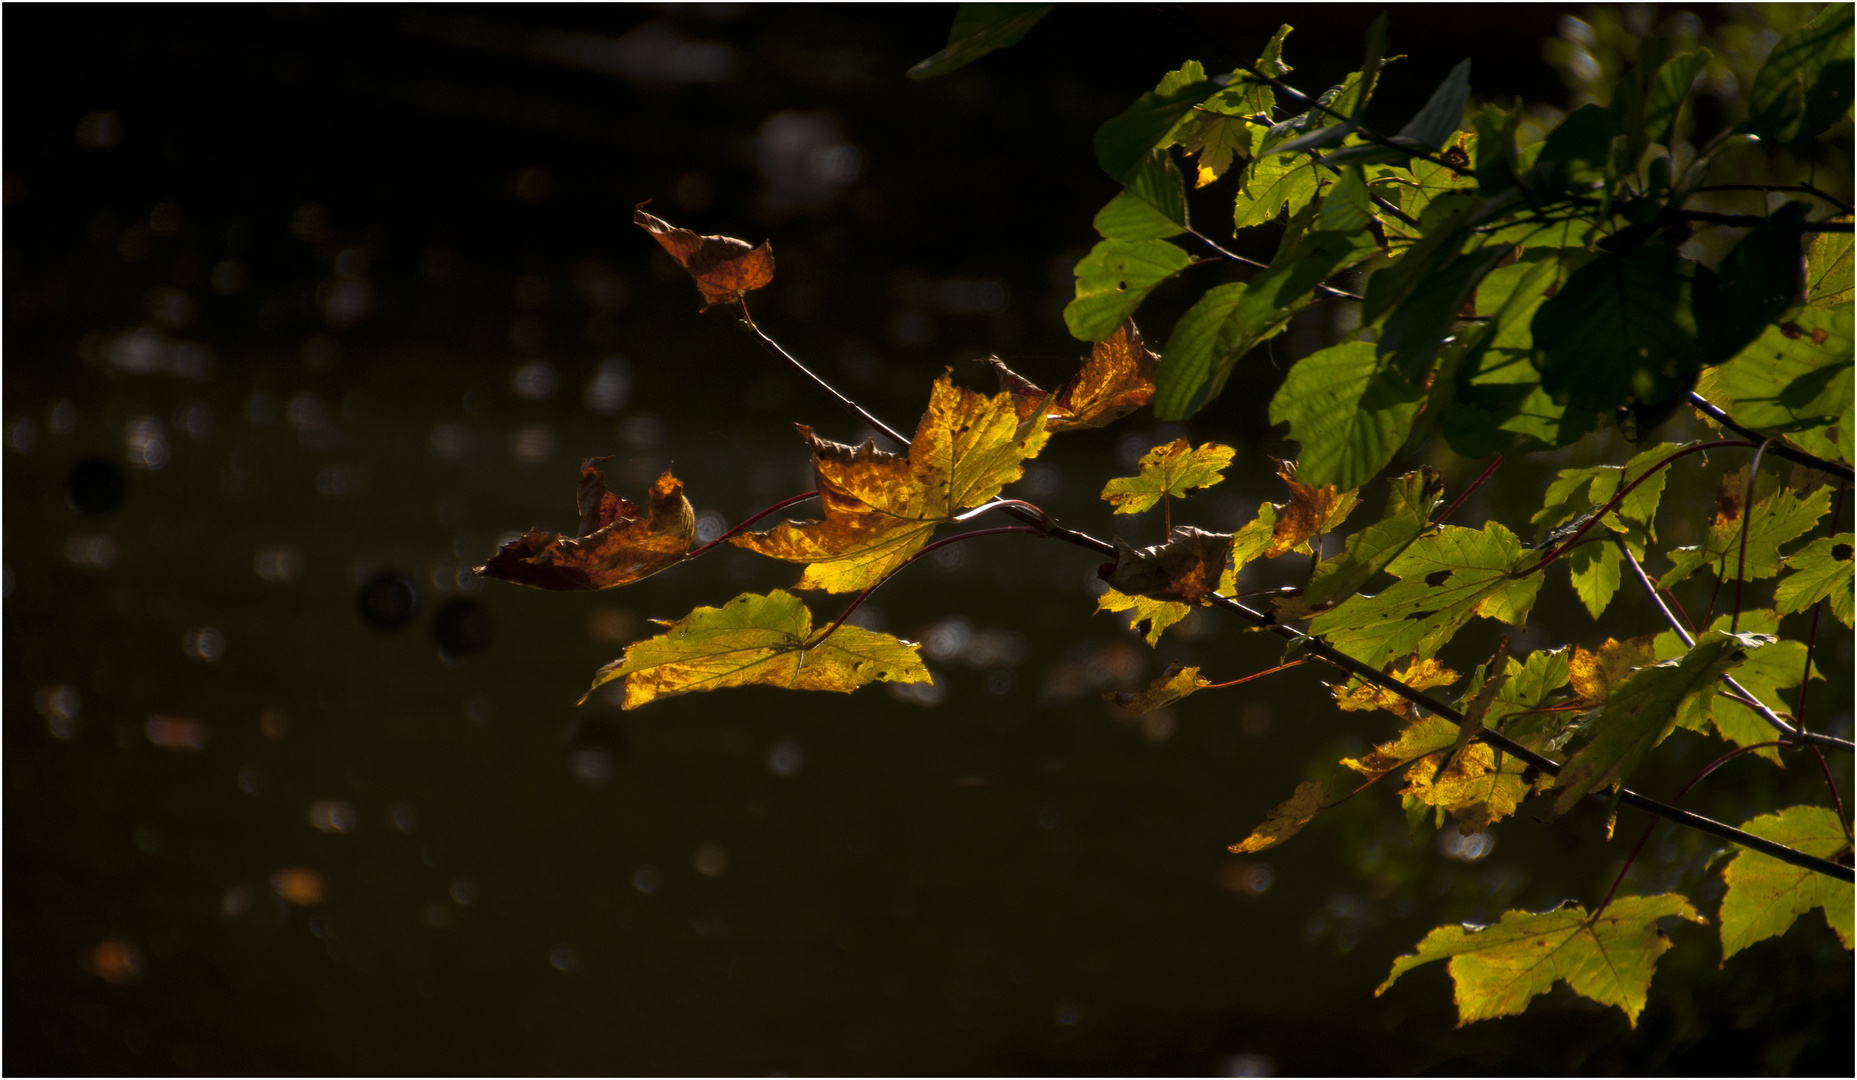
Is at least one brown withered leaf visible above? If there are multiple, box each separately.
[733,374,1051,592]
[1332,657,1461,721]
[476,461,695,590]
[1567,635,1659,706]
[634,202,775,310]
[1105,660,1209,715]
[1102,526,1233,605]
[983,319,1159,431]
[1230,778,1334,854]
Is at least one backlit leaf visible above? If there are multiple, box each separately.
[633,204,775,310]
[1377,895,1706,1027]
[1566,635,1659,707]
[1064,239,1194,342]
[1220,460,1362,596]
[1269,341,1426,492]
[1658,470,1831,589]
[1394,59,1472,150]
[1719,805,1854,960]
[1105,660,1208,715]
[1340,714,1529,834]
[1693,202,1810,365]
[1229,779,1332,854]
[477,463,695,590]
[1694,306,1854,467]
[906,3,1052,80]
[1095,78,1220,183]
[587,589,930,709]
[1096,585,1190,647]
[1332,658,1459,721]
[735,376,1050,592]
[1154,283,1248,420]
[1282,467,1442,619]
[1550,632,1765,816]
[986,320,1159,431]
[1775,533,1855,628]
[1307,522,1541,671]
[1654,611,1811,764]
[1100,439,1236,514]
[1233,151,1324,231]
[1806,224,1853,309]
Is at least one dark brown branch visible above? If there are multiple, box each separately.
[1688,392,1856,483]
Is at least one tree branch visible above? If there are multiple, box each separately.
[1687,392,1856,483]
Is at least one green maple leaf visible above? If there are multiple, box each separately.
[1551,631,1765,815]
[1307,522,1542,671]
[1774,533,1855,628]
[1284,468,1442,619]
[1659,472,1831,589]
[1719,805,1855,961]
[1653,611,1813,764]
[586,590,930,709]
[1377,894,1707,1027]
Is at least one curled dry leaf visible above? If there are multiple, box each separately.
[1100,438,1236,514]
[983,319,1159,431]
[634,202,775,310]
[1102,526,1232,605]
[476,460,695,590]
[586,589,930,709]
[1230,778,1332,854]
[733,374,1051,592]
[1104,659,1208,715]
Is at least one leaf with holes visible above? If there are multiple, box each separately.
[587,590,930,709]
[1065,240,1194,343]
[1776,533,1855,628]
[1308,522,1541,671]
[1658,471,1831,589]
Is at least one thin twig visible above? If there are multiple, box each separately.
[1668,209,1851,232]
[737,299,912,448]
[1687,392,1856,482]
[1526,441,1756,575]
[1689,183,1855,215]
[1202,658,1306,690]
[1590,739,1790,924]
[1433,456,1502,526]
[1183,226,1367,302]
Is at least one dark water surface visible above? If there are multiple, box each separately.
[7,5,1851,1075]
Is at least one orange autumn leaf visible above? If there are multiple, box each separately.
[1567,634,1658,706]
[983,319,1159,431]
[1263,458,1360,558]
[476,460,696,590]
[634,202,775,310]
[733,374,1051,592]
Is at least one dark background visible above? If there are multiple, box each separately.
[5,4,1851,1075]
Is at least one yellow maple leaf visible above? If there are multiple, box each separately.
[983,319,1158,431]
[1230,779,1333,854]
[1567,634,1659,705]
[1100,438,1236,513]
[1096,585,1191,647]
[1104,660,1209,715]
[1377,895,1707,1028]
[585,589,930,709]
[734,375,1050,592]
[476,462,695,590]
[1332,658,1460,720]
[1341,715,1529,833]
[1218,460,1361,593]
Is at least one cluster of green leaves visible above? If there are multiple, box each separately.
[478,5,1855,1037]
